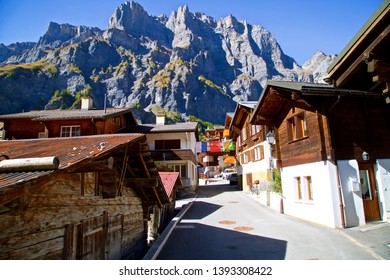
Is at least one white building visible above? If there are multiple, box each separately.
[131,116,199,192]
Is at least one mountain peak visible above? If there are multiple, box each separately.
[107,0,171,44]
[178,4,190,14]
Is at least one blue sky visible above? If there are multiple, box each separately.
[0,0,384,65]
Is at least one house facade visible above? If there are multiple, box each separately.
[0,134,172,259]
[130,116,199,192]
[247,1,390,229]
[198,126,229,177]
[251,79,390,228]
[324,0,390,227]
[0,98,137,140]
[229,101,270,193]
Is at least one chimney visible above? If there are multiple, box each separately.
[156,113,166,125]
[81,97,93,110]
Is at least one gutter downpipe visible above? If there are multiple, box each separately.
[328,95,346,228]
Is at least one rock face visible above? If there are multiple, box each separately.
[302,50,337,83]
[0,1,336,124]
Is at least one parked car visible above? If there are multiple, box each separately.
[229,173,238,185]
[222,168,236,179]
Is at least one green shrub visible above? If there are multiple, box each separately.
[269,169,282,194]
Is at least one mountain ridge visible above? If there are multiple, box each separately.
[0,1,336,124]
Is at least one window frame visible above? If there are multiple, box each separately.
[155,139,181,150]
[253,145,264,161]
[287,112,308,142]
[60,125,81,137]
[294,175,314,203]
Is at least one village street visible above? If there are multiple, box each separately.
[153,180,388,260]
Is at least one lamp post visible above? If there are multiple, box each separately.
[362,151,369,161]
[266,131,275,180]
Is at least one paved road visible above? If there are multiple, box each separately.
[157,182,380,260]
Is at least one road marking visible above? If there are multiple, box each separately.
[337,229,384,260]
[234,226,254,232]
[219,220,236,225]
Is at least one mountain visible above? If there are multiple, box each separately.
[0,1,336,124]
[302,50,337,83]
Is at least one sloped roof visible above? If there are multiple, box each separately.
[0,108,134,121]
[0,134,145,189]
[327,0,390,75]
[132,122,198,133]
[229,101,258,138]
[158,172,181,197]
[326,1,390,90]
[250,80,382,126]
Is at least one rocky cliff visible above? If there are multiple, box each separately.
[0,1,336,124]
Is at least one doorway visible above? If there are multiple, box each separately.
[359,164,381,221]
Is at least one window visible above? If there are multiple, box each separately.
[306,176,313,201]
[155,139,181,150]
[295,177,302,201]
[38,132,46,138]
[241,125,248,141]
[295,176,314,203]
[359,170,372,200]
[168,164,187,178]
[239,152,249,164]
[254,146,264,161]
[61,126,81,137]
[287,112,307,142]
[251,125,262,136]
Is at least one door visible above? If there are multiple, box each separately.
[359,164,381,221]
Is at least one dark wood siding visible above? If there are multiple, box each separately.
[3,119,45,139]
[0,172,145,260]
[278,107,329,167]
[330,98,390,161]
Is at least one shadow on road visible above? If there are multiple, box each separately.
[157,222,287,260]
[184,201,222,220]
[196,183,241,199]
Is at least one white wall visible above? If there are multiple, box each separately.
[145,132,197,153]
[337,160,366,227]
[376,159,390,213]
[281,161,342,228]
[145,131,198,189]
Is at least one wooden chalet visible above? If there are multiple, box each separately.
[222,113,236,166]
[0,98,137,140]
[198,126,226,171]
[0,134,172,259]
[249,1,390,228]
[229,101,268,192]
[250,78,390,227]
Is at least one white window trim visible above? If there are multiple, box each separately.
[60,125,81,137]
[294,175,314,204]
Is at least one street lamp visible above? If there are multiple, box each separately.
[266,131,275,180]
[362,151,369,161]
[266,131,275,145]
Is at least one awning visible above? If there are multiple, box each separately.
[224,156,236,164]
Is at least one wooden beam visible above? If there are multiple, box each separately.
[335,24,390,87]
[251,115,275,126]
[372,73,390,82]
[367,59,390,73]
[125,178,158,188]
[383,82,389,94]
[152,187,162,208]
[126,164,135,177]
[138,143,151,179]
[72,160,115,173]
[0,157,59,172]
